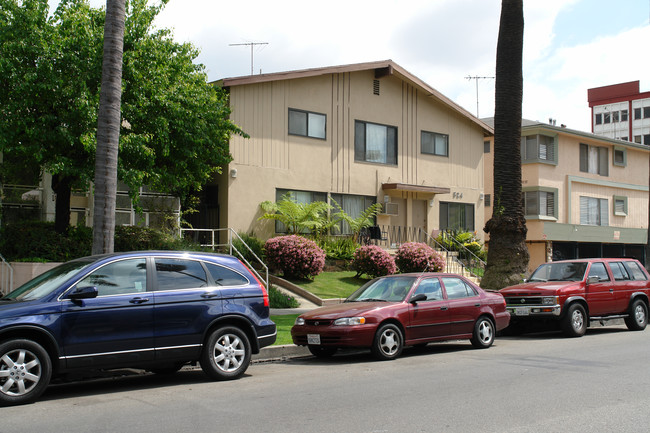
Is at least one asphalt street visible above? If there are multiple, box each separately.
[3,325,649,433]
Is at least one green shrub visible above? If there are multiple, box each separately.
[232,232,266,264]
[113,226,197,252]
[320,237,358,261]
[268,285,300,308]
[0,221,92,262]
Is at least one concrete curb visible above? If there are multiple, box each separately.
[252,344,310,362]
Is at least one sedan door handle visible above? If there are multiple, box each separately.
[475,303,481,307]
[129,297,150,304]
[440,306,448,311]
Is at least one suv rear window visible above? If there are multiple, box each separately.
[623,261,648,280]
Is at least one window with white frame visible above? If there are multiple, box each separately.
[421,131,448,157]
[354,120,397,165]
[579,143,608,176]
[274,189,327,233]
[580,196,608,226]
[522,134,555,163]
[613,196,627,217]
[523,190,556,218]
[288,108,326,139]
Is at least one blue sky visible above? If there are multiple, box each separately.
[49,0,650,132]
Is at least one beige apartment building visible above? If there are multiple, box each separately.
[484,119,649,274]
[210,61,493,242]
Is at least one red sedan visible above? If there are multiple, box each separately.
[291,273,510,360]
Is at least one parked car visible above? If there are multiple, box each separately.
[500,258,650,337]
[291,273,509,360]
[0,251,276,406]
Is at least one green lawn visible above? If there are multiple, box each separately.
[270,271,369,346]
[271,314,299,345]
[286,271,368,299]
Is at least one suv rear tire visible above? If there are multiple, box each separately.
[624,299,648,331]
[200,326,251,380]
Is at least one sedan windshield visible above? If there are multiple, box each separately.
[529,262,588,282]
[347,276,417,302]
[3,259,95,301]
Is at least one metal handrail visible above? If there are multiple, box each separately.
[0,254,14,295]
[180,228,269,290]
[438,231,486,278]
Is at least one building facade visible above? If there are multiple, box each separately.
[213,61,492,242]
[588,81,650,145]
[484,119,649,274]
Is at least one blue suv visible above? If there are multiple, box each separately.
[0,251,276,405]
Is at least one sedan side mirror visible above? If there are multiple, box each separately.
[68,286,99,300]
[409,293,427,304]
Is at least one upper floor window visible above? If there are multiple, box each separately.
[579,143,608,176]
[288,108,326,139]
[421,131,448,157]
[595,113,602,125]
[613,196,627,216]
[634,108,642,120]
[354,120,397,165]
[484,140,490,153]
[613,147,626,167]
[522,134,555,163]
[523,190,556,218]
[621,110,628,121]
[645,107,650,118]
[580,196,608,226]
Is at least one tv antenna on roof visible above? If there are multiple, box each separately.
[465,75,494,118]
[229,41,269,75]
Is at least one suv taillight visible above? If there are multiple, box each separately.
[240,260,269,307]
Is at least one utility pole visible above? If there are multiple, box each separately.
[465,75,494,118]
[229,42,268,75]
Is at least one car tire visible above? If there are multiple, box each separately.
[0,339,52,406]
[624,299,648,331]
[308,345,337,358]
[371,323,403,361]
[470,316,495,349]
[561,303,587,337]
[200,326,251,380]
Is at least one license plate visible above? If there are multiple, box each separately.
[307,334,321,345]
[514,307,530,316]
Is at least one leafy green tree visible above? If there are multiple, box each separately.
[0,0,244,234]
[481,0,529,290]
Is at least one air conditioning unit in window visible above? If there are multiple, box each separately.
[381,202,399,216]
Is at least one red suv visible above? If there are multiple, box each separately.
[500,258,650,337]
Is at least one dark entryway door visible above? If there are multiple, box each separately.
[185,185,220,229]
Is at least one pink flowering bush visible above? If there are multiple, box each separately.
[395,242,445,273]
[264,235,325,280]
[350,245,396,278]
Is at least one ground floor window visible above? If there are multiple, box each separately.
[552,241,645,264]
[439,202,474,232]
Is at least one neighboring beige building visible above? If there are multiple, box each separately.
[210,60,493,242]
[483,119,649,274]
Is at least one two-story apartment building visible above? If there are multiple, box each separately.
[484,118,649,273]
[211,60,493,242]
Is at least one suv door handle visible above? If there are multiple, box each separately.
[129,297,150,304]
[201,292,221,299]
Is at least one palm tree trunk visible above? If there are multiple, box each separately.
[92,0,126,255]
[481,0,529,290]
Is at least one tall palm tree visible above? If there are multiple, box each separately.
[92,0,125,254]
[481,0,529,290]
